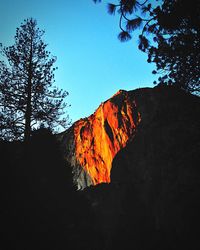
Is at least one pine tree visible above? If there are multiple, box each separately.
[94,0,200,94]
[0,18,70,141]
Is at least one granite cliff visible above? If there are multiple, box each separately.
[83,86,200,250]
[59,89,141,189]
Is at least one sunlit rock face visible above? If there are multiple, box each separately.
[60,90,141,189]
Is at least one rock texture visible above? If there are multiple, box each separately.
[59,90,141,189]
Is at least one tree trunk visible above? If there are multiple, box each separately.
[24,79,32,142]
[24,42,33,142]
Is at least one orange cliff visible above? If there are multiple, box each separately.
[61,90,141,189]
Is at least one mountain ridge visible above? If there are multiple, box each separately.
[59,85,199,190]
[83,85,200,249]
[59,88,142,189]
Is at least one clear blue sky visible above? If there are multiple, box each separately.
[0,0,157,124]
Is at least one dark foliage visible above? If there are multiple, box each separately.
[94,0,200,94]
[0,18,70,142]
[0,128,104,249]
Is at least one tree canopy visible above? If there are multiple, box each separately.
[94,0,200,94]
[0,18,70,141]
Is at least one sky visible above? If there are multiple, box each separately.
[0,0,157,124]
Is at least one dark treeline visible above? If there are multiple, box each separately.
[0,129,104,250]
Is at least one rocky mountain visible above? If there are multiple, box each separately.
[59,85,200,190]
[1,85,199,249]
[75,85,200,250]
[59,89,141,189]
[106,86,200,249]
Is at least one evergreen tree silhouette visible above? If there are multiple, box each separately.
[0,18,70,142]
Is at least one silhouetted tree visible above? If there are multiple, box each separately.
[94,0,200,94]
[0,18,70,142]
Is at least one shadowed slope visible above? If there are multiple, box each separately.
[84,86,200,250]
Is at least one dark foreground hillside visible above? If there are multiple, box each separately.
[0,86,199,250]
[0,130,104,250]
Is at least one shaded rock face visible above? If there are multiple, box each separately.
[84,86,200,250]
[60,90,141,189]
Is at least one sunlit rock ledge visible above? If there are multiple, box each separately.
[59,89,142,189]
